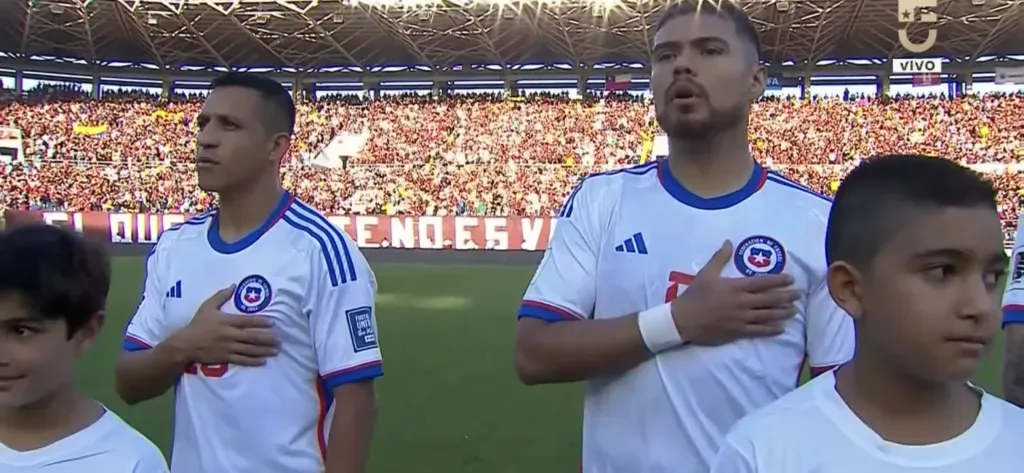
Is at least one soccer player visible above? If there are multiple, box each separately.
[711,154,1024,472]
[0,224,168,473]
[512,2,853,472]
[1002,212,1024,407]
[114,73,382,473]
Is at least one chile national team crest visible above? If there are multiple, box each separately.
[734,235,787,277]
[233,274,273,314]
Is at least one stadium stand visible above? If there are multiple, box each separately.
[0,0,1022,243]
[1,86,1021,239]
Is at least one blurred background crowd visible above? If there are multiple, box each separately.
[1,84,1021,239]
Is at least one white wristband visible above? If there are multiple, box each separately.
[637,303,684,353]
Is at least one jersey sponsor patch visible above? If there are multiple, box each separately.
[346,306,378,352]
[734,235,787,277]
[233,274,273,314]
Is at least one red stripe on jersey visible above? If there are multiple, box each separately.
[321,360,383,379]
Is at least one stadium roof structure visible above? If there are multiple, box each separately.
[1,0,1022,76]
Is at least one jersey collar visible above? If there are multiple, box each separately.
[656,159,767,210]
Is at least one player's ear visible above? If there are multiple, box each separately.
[826,262,863,320]
[72,311,105,355]
[268,132,291,164]
[749,63,766,102]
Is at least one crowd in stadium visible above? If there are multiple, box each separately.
[1,83,1022,236]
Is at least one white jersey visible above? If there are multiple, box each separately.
[0,408,168,472]
[519,160,855,473]
[1003,213,1023,324]
[123,193,383,473]
[712,371,1024,473]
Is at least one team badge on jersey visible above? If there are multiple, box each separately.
[734,235,787,277]
[233,274,273,314]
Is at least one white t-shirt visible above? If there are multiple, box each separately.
[1003,212,1023,324]
[0,409,168,472]
[712,371,1024,473]
[519,160,855,473]
[122,194,383,473]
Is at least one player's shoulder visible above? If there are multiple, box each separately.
[982,391,1024,428]
[559,161,659,217]
[277,198,369,286]
[756,169,833,231]
[761,170,833,210]
[151,210,215,251]
[56,408,167,472]
[102,410,167,459]
[727,371,831,443]
[585,161,660,189]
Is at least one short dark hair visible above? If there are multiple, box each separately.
[211,72,296,136]
[825,154,998,268]
[0,225,111,338]
[656,1,761,61]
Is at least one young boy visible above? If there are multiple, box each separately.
[0,224,168,472]
[710,154,1024,473]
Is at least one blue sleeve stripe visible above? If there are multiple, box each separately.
[123,335,152,352]
[321,361,384,389]
[292,200,358,284]
[518,300,584,323]
[1004,306,1024,325]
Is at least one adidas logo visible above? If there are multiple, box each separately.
[165,280,182,299]
[614,232,648,255]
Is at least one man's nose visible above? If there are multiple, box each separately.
[672,50,697,77]
[196,129,217,148]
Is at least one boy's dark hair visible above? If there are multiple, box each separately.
[825,154,998,268]
[656,1,761,61]
[211,72,296,136]
[0,224,111,338]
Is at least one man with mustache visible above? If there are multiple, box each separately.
[512,2,854,472]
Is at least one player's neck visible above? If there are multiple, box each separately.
[216,175,285,241]
[0,387,102,451]
[836,359,980,444]
[666,128,754,198]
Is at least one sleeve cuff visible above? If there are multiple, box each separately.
[1003,305,1024,326]
[123,334,154,352]
[518,300,585,323]
[321,360,383,389]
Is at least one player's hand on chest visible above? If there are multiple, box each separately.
[162,273,298,379]
[172,283,281,377]
[607,233,810,346]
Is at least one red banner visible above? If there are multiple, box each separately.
[2,211,557,251]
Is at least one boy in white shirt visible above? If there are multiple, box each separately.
[0,224,168,472]
[711,154,1024,473]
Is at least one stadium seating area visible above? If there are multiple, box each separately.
[1,84,1022,237]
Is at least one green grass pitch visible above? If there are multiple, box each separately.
[81,257,1005,473]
